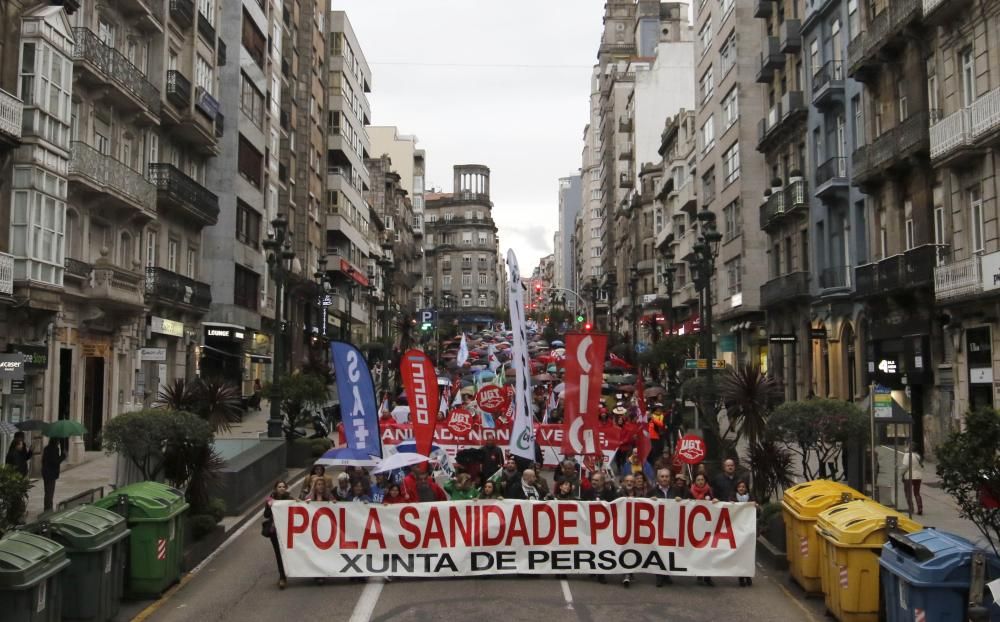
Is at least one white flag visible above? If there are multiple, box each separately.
[506,249,536,461]
[487,343,500,372]
[457,332,469,367]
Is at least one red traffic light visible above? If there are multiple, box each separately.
[584,322,592,331]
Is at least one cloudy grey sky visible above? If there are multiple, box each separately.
[335,0,606,272]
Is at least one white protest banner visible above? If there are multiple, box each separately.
[272,498,756,578]
[506,250,536,461]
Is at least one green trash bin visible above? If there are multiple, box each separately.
[95,482,189,597]
[45,505,130,621]
[0,531,70,622]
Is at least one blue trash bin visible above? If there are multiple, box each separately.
[880,529,1000,622]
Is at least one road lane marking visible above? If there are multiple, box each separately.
[560,579,574,610]
[349,579,385,622]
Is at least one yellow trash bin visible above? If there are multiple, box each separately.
[781,480,868,593]
[815,500,922,622]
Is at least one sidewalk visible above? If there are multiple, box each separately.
[905,460,989,547]
[24,404,278,522]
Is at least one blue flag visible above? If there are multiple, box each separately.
[330,341,382,458]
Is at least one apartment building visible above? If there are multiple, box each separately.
[424,165,504,332]
[925,2,1000,428]
[800,0,868,402]
[326,11,372,345]
[555,174,581,308]
[694,0,768,366]
[755,0,812,399]
[847,0,936,450]
[369,126,427,309]
[202,0,276,393]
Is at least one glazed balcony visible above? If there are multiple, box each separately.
[815,156,849,199]
[0,88,23,148]
[846,0,922,81]
[145,266,212,312]
[756,37,784,84]
[930,88,1000,164]
[0,252,12,296]
[148,163,220,226]
[779,19,801,54]
[812,61,844,108]
[71,28,160,120]
[69,141,155,217]
[761,271,810,308]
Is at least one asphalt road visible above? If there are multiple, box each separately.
[134,517,828,622]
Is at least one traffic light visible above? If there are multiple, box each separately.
[576,315,585,323]
[584,322,593,332]
[535,283,542,292]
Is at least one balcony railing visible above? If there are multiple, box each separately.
[64,257,93,280]
[756,36,783,83]
[759,189,786,229]
[923,0,971,24]
[780,19,801,53]
[169,0,194,27]
[761,271,810,307]
[69,142,155,213]
[786,179,808,213]
[0,88,22,143]
[854,245,936,297]
[816,156,848,188]
[754,0,772,18]
[847,0,921,78]
[930,88,1000,161]
[970,87,1000,142]
[934,254,982,300]
[819,265,852,291]
[145,266,212,310]
[0,252,12,296]
[165,70,191,109]
[148,163,220,225]
[72,28,161,116]
[812,61,844,106]
[853,112,930,184]
[217,39,227,66]
[197,13,216,45]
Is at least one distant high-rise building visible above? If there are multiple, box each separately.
[556,175,581,309]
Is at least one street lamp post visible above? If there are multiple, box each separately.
[660,236,676,337]
[313,259,332,353]
[605,273,618,335]
[263,214,296,438]
[628,265,639,364]
[687,208,723,416]
[587,278,599,327]
[341,271,357,343]
[366,270,376,343]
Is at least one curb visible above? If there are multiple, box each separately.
[220,467,308,538]
[756,534,789,571]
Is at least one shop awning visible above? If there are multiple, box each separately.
[249,354,273,363]
[200,344,242,359]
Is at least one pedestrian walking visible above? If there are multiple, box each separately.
[900,444,924,516]
[41,437,66,512]
[5,432,32,477]
[262,480,291,589]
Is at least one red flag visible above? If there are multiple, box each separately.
[634,373,652,468]
[609,353,634,369]
[561,332,608,456]
[400,349,439,457]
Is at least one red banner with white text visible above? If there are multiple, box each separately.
[272,498,757,578]
[400,349,439,457]
[561,332,608,456]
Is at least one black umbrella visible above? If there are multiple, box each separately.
[15,419,46,431]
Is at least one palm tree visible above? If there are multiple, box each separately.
[196,379,243,434]
[156,379,199,412]
[720,364,780,447]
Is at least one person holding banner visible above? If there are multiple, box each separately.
[262,480,292,589]
[383,483,407,505]
[479,480,504,500]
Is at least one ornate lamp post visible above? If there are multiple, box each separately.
[313,258,333,340]
[263,214,295,438]
[341,270,358,343]
[687,208,723,413]
[660,236,677,337]
[366,268,377,343]
[605,273,618,334]
[628,265,639,364]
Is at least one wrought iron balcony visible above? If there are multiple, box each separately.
[815,156,849,199]
[0,252,12,296]
[69,141,155,215]
[215,112,224,138]
[758,91,806,152]
[197,12,216,45]
[812,61,844,108]
[854,245,936,298]
[756,37,784,83]
[165,70,191,109]
[930,88,1000,163]
[72,28,161,118]
[819,265,852,292]
[145,266,211,311]
[785,179,809,215]
[0,88,23,146]
[149,163,219,226]
[853,112,930,186]
[759,189,786,231]
[218,40,227,67]
[780,19,801,53]
[619,117,633,133]
[761,271,810,308]
[64,257,93,281]
[619,141,634,160]
[923,0,972,25]
[169,0,194,27]
[854,263,877,297]
[846,0,922,81]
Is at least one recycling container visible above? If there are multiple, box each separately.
[781,480,868,592]
[45,505,130,621]
[0,531,70,622]
[880,529,1000,622]
[95,481,189,597]
[815,499,921,622]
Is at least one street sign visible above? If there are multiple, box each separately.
[684,358,727,370]
[419,308,437,325]
[874,385,893,418]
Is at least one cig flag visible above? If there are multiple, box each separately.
[330,342,382,458]
[561,332,607,456]
[400,349,439,457]
[457,333,469,367]
[506,249,536,461]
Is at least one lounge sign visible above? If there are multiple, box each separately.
[205,327,246,341]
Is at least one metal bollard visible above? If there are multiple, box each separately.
[968,551,988,622]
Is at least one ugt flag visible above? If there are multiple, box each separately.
[330,341,382,458]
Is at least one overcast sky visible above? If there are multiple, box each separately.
[335,0,606,272]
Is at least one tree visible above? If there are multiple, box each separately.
[720,364,781,446]
[103,409,213,482]
[767,399,868,481]
[936,408,1000,556]
[263,373,329,439]
[157,378,242,433]
[0,465,31,535]
[744,440,795,503]
[639,334,698,395]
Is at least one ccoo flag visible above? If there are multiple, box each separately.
[506,249,536,461]
[400,349,439,457]
[330,341,382,458]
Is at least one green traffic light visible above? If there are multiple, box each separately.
[576,315,584,323]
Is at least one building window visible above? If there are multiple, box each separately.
[722,142,740,184]
[698,20,712,56]
[701,168,716,205]
[700,115,715,152]
[236,200,261,248]
[726,257,742,297]
[145,230,156,267]
[478,231,487,245]
[934,204,946,265]
[847,0,859,38]
[970,186,984,253]
[462,296,472,308]
[461,273,472,288]
[186,247,196,277]
[722,86,739,129]
[478,294,488,307]
[905,218,914,251]
[479,272,488,286]
[240,73,264,128]
[195,55,213,96]
[238,135,263,187]
[234,265,260,311]
[961,47,975,107]
[699,65,714,104]
[462,231,472,245]
[242,9,267,69]
[462,254,472,267]
[442,275,452,289]
[167,239,178,272]
[723,200,741,240]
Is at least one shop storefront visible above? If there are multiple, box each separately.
[142,316,186,406]
[200,323,248,388]
[0,352,27,451]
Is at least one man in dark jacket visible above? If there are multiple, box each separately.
[505,469,541,500]
[650,468,673,498]
[479,438,505,485]
[580,471,619,501]
[713,459,741,502]
[5,432,32,477]
[42,437,66,512]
